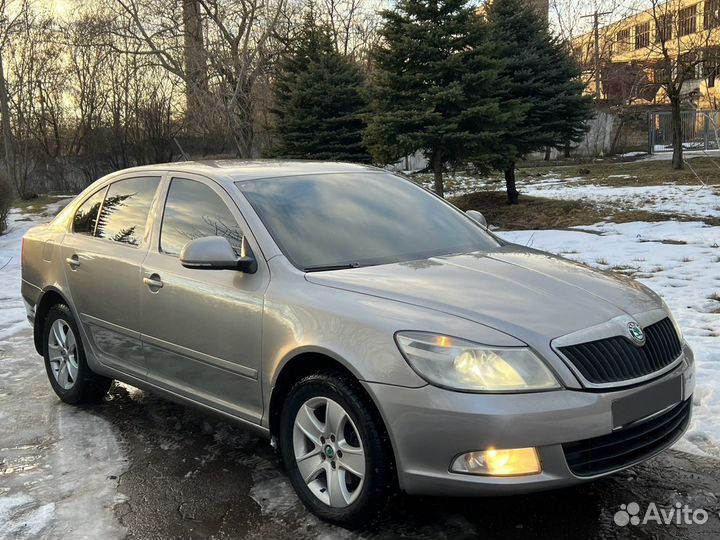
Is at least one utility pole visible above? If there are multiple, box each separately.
[581,10,613,101]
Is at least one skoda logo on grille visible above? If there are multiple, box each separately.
[627,321,645,345]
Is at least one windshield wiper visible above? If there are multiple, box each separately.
[304,262,362,272]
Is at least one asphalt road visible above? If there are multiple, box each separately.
[2,329,720,540]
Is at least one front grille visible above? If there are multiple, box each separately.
[558,318,682,385]
[563,398,691,477]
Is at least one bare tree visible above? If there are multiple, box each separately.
[645,0,720,169]
[316,0,383,56]
[112,0,288,157]
[66,14,113,157]
[0,0,31,197]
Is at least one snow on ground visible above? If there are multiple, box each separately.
[0,199,127,540]
[500,221,720,457]
[521,183,720,219]
[420,172,720,220]
[0,201,70,341]
[643,149,720,161]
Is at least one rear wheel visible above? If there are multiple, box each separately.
[279,370,395,527]
[43,304,113,404]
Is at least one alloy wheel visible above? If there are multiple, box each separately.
[48,319,79,390]
[292,396,366,507]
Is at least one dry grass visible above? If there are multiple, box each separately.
[448,191,702,230]
[520,156,720,187]
[12,196,62,215]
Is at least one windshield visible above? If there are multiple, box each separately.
[236,172,501,271]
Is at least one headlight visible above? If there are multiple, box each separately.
[395,332,560,392]
[661,298,684,341]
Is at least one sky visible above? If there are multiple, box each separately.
[43,0,652,39]
[550,0,657,37]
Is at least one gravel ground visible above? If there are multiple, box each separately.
[2,329,720,540]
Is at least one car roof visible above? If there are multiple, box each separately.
[106,160,383,186]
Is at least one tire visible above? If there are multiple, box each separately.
[279,370,395,527]
[42,303,113,404]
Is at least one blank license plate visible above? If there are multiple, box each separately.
[612,376,682,429]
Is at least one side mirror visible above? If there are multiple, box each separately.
[180,236,258,274]
[466,210,488,228]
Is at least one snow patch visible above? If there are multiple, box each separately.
[519,183,720,219]
[0,199,71,342]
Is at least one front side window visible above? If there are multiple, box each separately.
[236,172,500,271]
[160,178,244,256]
[72,187,106,235]
[95,177,160,246]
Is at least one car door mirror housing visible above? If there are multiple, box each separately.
[180,236,257,274]
[466,210,488,228]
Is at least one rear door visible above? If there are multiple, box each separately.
[62,176,161,378]
[140,175,268,423]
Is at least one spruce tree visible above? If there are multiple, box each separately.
[272,17,371,163]
[365,0,521,198]
[486,0,594,204]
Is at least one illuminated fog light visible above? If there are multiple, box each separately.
[451,447,541,476]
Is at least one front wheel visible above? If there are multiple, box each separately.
[279,371,395,527]
[43,303,113,404]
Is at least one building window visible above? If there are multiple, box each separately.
[616,28,631,52]
[706,0,720,30]
[635,22,650,49]
[653,63,671,85]
[656,14,673,42]
[703,47,720,86]
[678,4,697,36]
[679,52,702,79]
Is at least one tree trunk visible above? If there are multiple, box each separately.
[505,163,519,205]
[432,152,444,198]
[544,146,551,161]
[183,0,208,133]
[0,53,16,193]
[670,96,684,170]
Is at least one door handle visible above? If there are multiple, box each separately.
[66,255,80,269]
[143,275,164,289]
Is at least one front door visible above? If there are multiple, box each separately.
[62,176,161,377]
[141,176,267,423]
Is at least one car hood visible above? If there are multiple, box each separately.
[305,245,661,341]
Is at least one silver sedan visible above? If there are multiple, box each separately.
[21,161,695,526]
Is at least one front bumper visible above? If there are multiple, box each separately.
[364,344,695,496]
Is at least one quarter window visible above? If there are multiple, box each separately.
[72,188,106,235]
[95,177,160,246]
[160,178,244,256]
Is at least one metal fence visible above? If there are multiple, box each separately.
[649,110,720,153]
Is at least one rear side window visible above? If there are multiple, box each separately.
[72,188,106,235]
[160,178,244,256]
[95,177,160,246]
